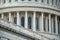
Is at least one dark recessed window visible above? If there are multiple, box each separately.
[21,17,25,27]
[9,0,11,2]
[52,0,53,5]
[28,0,31,1]
[47,0,49,4]
[0,14,1,18]
[58,20,60,34]
[3,0,5,3]
[44,17,46,31]
[21,0,24,1]
[48,19,49,32]
[14,17,17,24]
[15,0,18,1]
[41,0,43,3]
[28,17,32,29]
[54,19,56,33]
[35,0,38,2]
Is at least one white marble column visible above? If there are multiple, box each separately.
[40,12,44,32]
[32,11,36,31]
[25,11,28,28]
[9,13,11,21]
[55,15,58,34]
[49,14,51,33]
[1,13,4,19]
[9,12,14,22]
[17,11,20,26]
[45,16,48,32]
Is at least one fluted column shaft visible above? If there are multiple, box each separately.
[1,13,4,19]
[32,12,36,31]
[17,12,20,26]
[9,12,12,22]
[25,11,28,28]
[55,15,58,34]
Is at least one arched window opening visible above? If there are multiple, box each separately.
[21,17,25,27]
[58,19,60,34]
[35,0,38,2]
[28,17,32,29]
[44,17,46,31]
[52,0,53,5]
[21,0,24,1]
[0,14,1,18]
[15,0,18,1]
[28,0,31,1]
[41,0,43,3]
[47,0,49,4]
[14,17,17,24]
[53,18,56,33]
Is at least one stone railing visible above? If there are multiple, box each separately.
[0,0,60,11]
[0,18,53,40]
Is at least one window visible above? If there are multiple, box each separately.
[21,17,25,27]
[35,0,38,2]
[14,17,17,24]
[28,0,31,1]
[15,0,18,1]
[44,17,46,31]
[41,0,43,3]
[58,19,60,34]
[52,0,53,5]
[0,14,1,18]
[9,0,11,2]
[47,0,49,4]
[21,0,24,1]
[28,17,32,29]
[3,0,6,3]
[48,19,49,32]
[53,17,56,33]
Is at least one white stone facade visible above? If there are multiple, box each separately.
[0,0,60,40]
